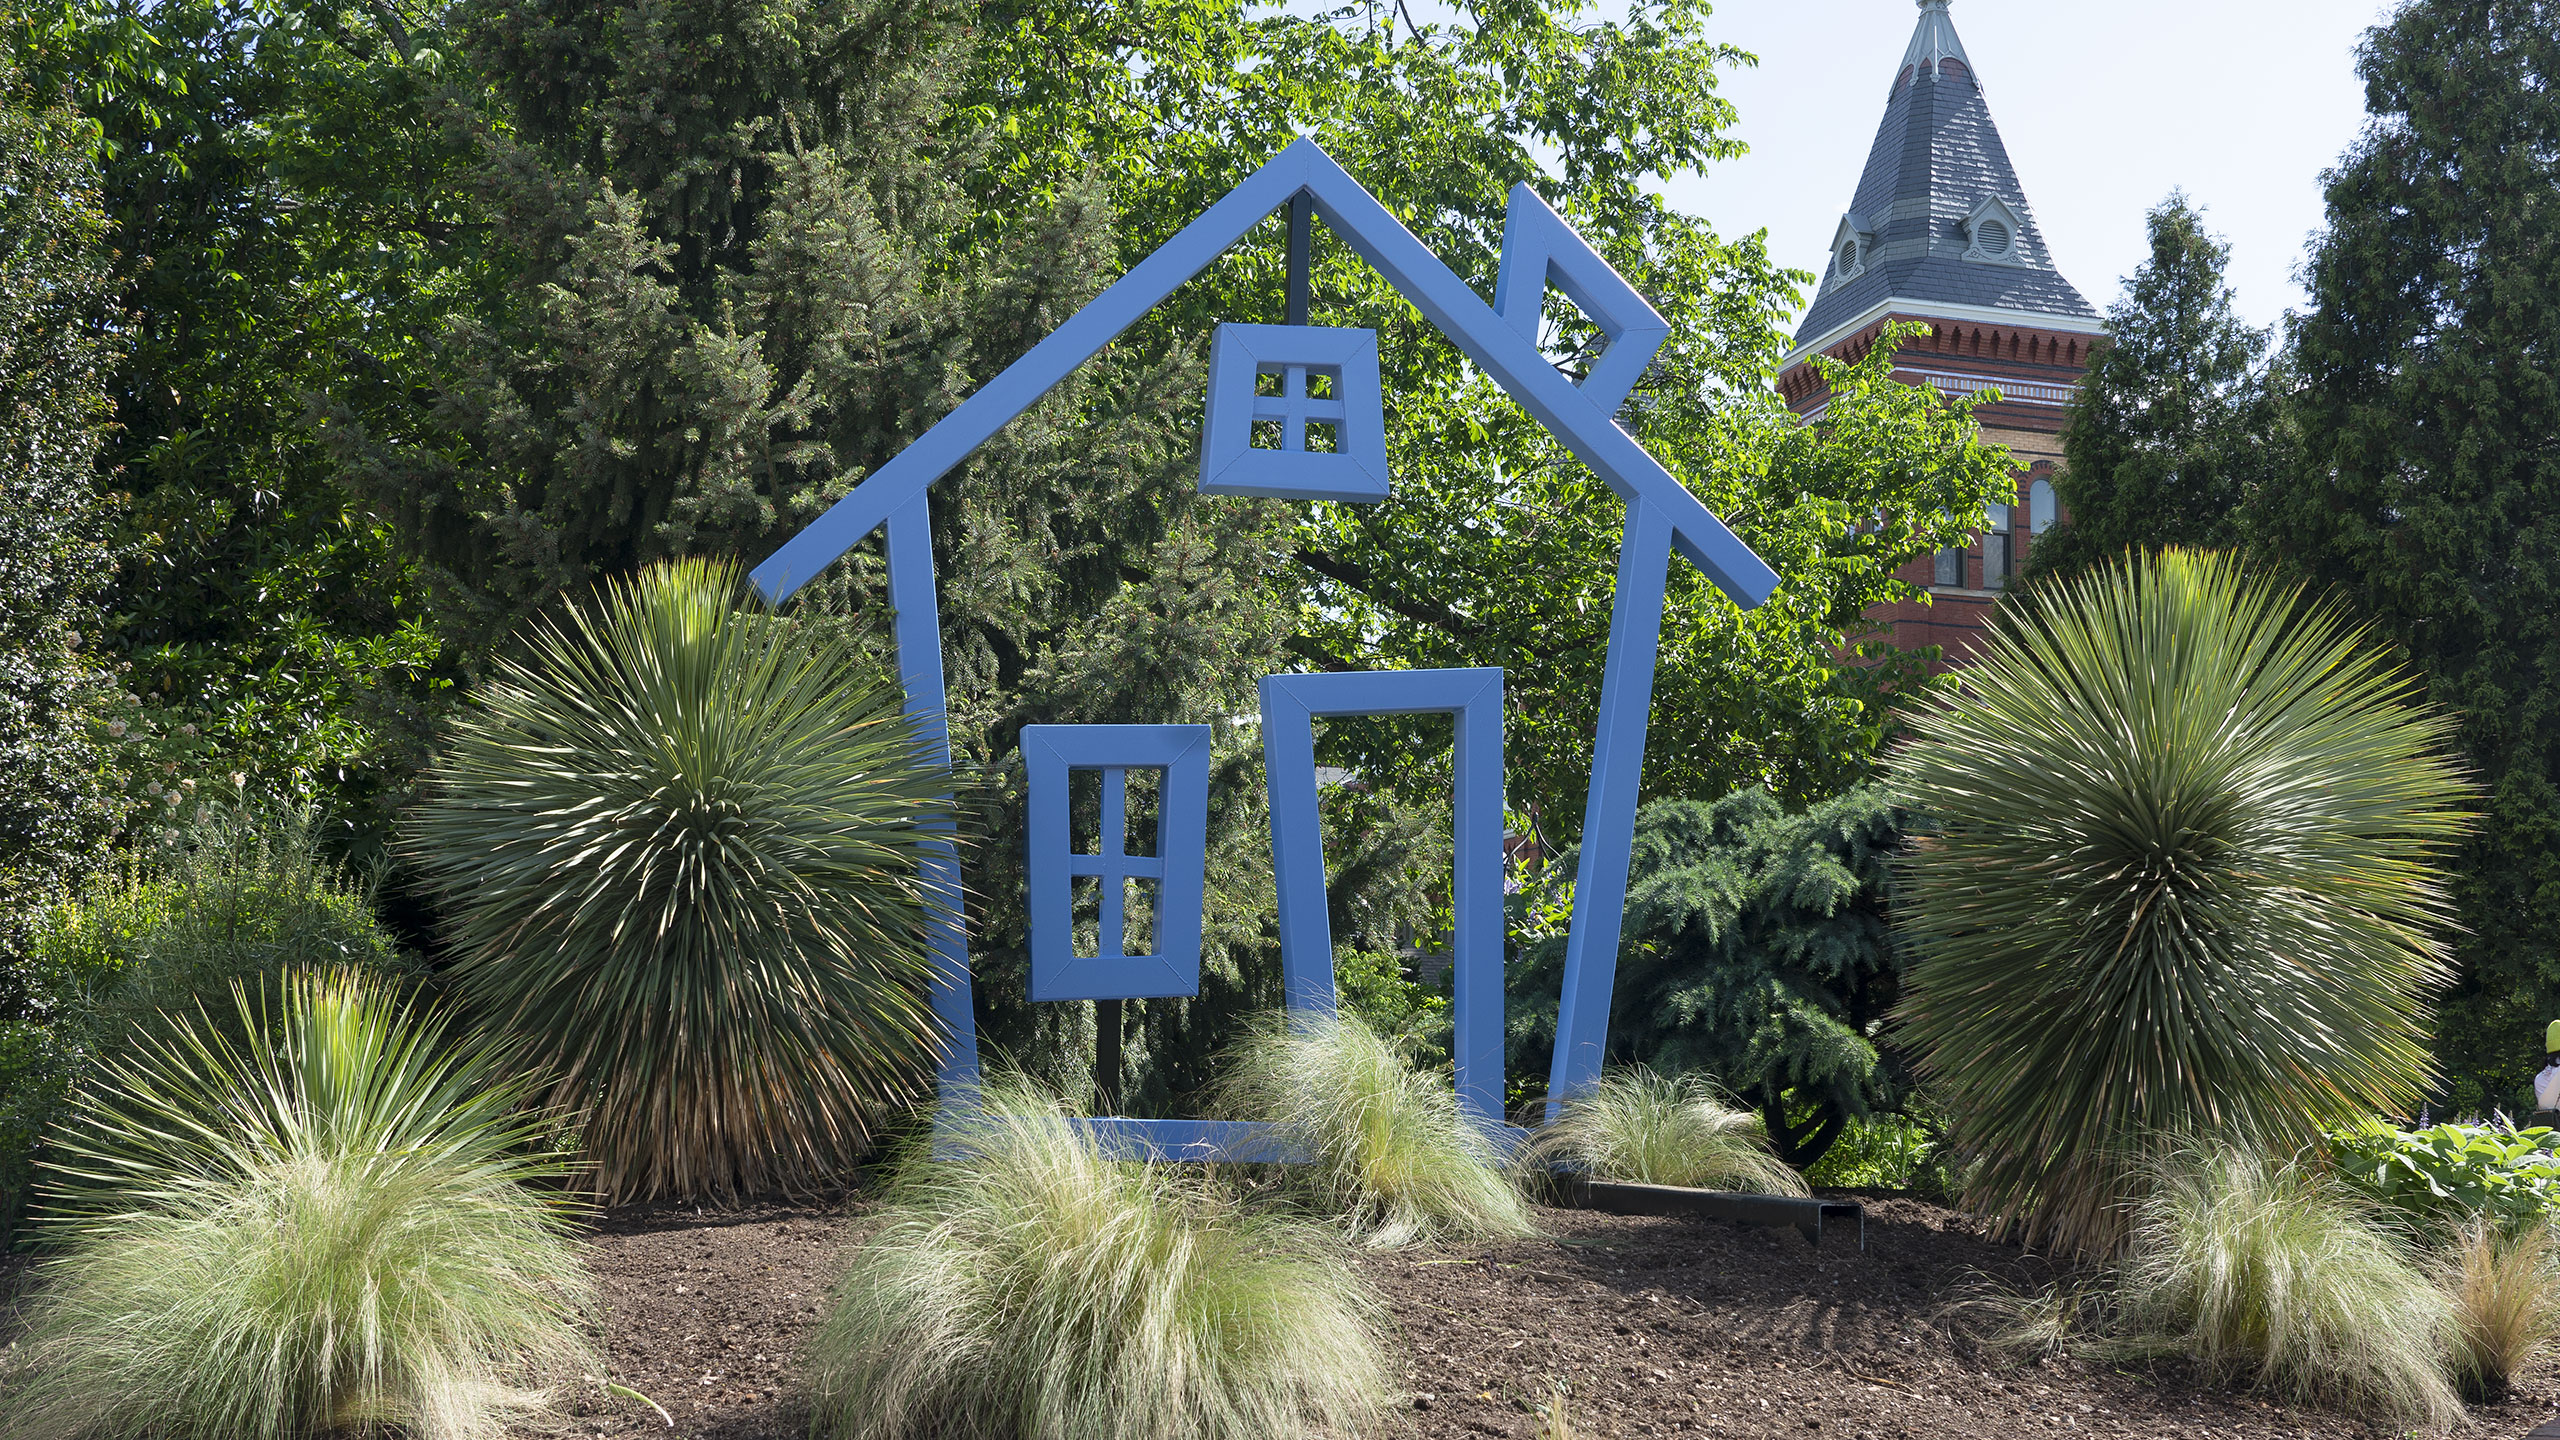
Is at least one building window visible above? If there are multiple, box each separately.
[1982,501,2013,589]
[1934,545,1964,589]
[2028,477,2057,534]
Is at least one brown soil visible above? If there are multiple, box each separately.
[555,1194,2560,1440]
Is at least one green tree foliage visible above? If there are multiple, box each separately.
[2254,0,2560,1109]
[0,35,128,1244]
[18,1,467,839]
[974,4,2014,824]
[2028,193,2283,583]
[1507,783,1905,1167]
[407,560,950,1204]
[1893,552,2468,1256]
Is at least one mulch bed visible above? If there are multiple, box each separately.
[557,1193,2560,1439]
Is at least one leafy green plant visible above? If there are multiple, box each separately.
[0,969,595,1440]
[805,1080,1391,1440]
[1215,1010,1533,1247]
[1892,550,2470,1254]
[0,807,412,1244]
[2114,1143,2460,1427]
[1518,1070,1806,1197]
[2334,1121,2560,1231]
[1804,1111,1950,1195]
[409,558,948,1204]
[2437,1215,2560,1400]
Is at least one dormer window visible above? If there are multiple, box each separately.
[1962,196,2028,266]
[1828,212,1876,287]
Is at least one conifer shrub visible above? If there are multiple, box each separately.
[805,1082,1391,1440]
[0,970,594,1440]
[1216,1010,1533,1246]
[2114,1143,2460,1427]
[1518,1070,1807,1196]
[408,558,948,1203]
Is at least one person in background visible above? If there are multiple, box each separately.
[2533,1020,2560,1127]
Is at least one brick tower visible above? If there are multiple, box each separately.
[1777,0,2103,664]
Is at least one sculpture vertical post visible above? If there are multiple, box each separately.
[1450,679,1505,1126]
[886,496,979,1093]
[1548,498,1674,1112]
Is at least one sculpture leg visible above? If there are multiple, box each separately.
[1547,498,1673,1116]
[887,496,980,1095]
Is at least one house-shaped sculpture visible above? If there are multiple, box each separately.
[751,139,1778,1156]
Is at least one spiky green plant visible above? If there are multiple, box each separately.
[1892,550,2468,1254]
[2114,1143,2459,1427]
[408,557,948,1203]
[1216,1010,1534,1247]
[1519,1070,1808,1196]
[0,970,594,1440]
[805,1081,1392,1440]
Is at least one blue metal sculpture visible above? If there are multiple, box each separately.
[1260,669,1507,1125]
[748,138,1779,1151]
[1022,725,1212,1003]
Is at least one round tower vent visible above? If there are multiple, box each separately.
[1975,218,2012,256]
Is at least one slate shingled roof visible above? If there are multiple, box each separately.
[1790,0,2095,356]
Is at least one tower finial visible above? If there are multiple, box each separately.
[1904,0,1969,77]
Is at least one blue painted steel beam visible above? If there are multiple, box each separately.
[1546,498,1675,1112]
[886,497,978,1089]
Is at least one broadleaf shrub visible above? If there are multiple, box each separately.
[2332,1121,2560,1231]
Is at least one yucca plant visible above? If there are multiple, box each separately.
[0,970,594,1440]
[2438,1216,2560,1399]
[1892,550,2468,1254]
[1518,1069,1807,1196]
[806,1081,1392,1440]
[2114,1143,2459,1427]
[1215,1010,1534,1247]
[408,558,948,1202]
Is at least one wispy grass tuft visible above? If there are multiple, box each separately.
[1215,1010,1534,1247]
[1519,1070,1808,1196]
[0,970,595,1440]
[2114,1143,2459,1427]
[805,1081,1391,1440]
[2438,1215,2560,1399]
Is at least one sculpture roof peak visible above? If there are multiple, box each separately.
[1904,0,1970,79]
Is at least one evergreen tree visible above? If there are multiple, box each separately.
[2257,0,2560,1108]
[2029,193,2280,583]
[321,0,1305,1110]
[0,48,123,962]
[1507,785,1907,1166]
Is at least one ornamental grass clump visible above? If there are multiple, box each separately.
[2438,1216,2560,1400]
[2115,1144,2459,1428]
[1216,1010,1533,1246]
[1893,550,2469,1254]
[408,557,949,1203]
[1518,1069,1807,1197]
[0,970,594,1440]
[805,1082,1391,1440]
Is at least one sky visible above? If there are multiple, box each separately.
[1658,0,2394,339]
